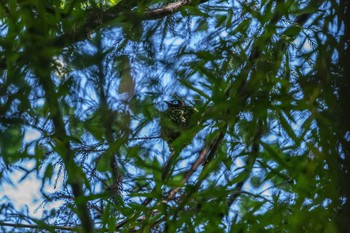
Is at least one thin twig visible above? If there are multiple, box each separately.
[0,222,79,232]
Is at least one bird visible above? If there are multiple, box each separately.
[160,100,195,146]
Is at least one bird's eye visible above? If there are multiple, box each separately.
[173,100,179,105]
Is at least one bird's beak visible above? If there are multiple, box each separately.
[164,101,171,106]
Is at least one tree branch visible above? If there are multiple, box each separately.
[143,0,192,19]
[53,0,208,47]
[0,222,79,232]
[32,54,94,232]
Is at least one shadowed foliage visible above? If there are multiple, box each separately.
[0,0,349,232]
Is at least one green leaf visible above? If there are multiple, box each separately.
[0,126,24,164]
[43,164,54,185]
[250,175,261,188]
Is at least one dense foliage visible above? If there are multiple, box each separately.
[0,0,349,232]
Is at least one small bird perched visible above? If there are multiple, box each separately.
[160,100,195,146]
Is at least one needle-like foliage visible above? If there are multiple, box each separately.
[0,0,349,232]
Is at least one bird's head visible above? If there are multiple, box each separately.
[164,100,185,107]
